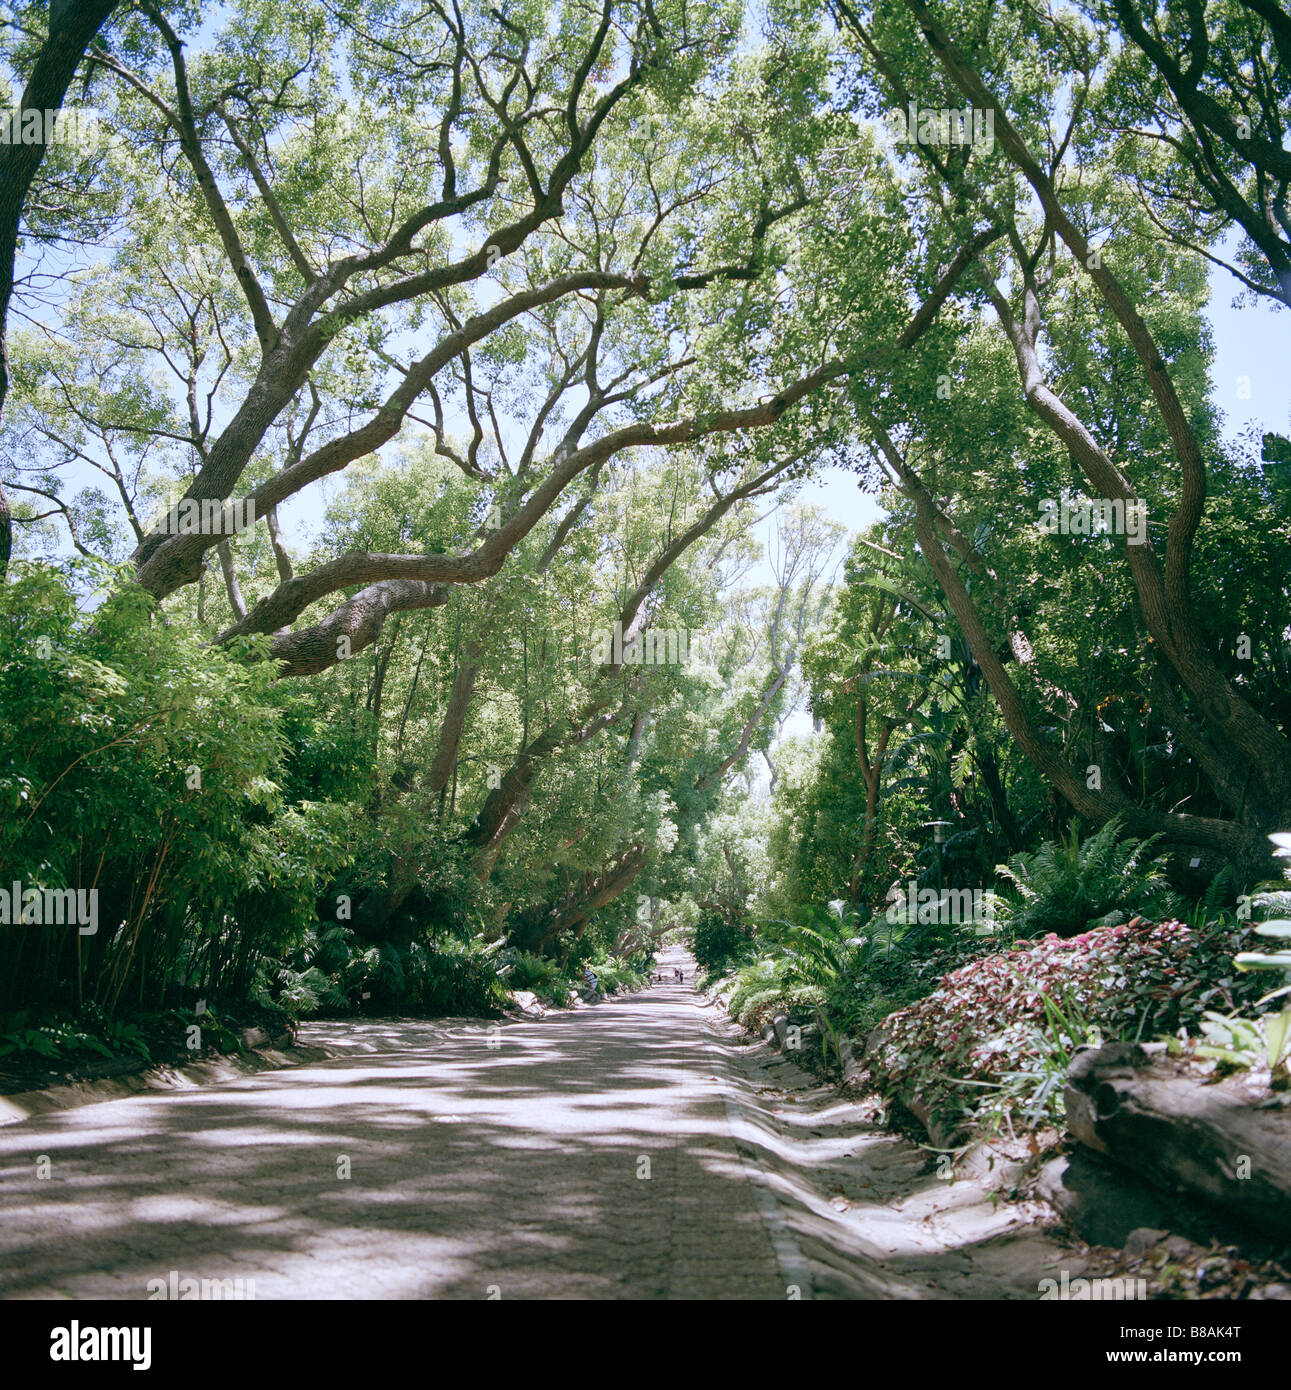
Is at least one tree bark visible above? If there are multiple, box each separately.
[0,0,120,578]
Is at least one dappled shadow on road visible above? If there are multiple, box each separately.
[0,952,1075,1300]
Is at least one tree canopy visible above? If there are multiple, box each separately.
[0,0,1287,1017]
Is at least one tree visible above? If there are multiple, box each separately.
[0,0,121,576]
[817,0,1291,866]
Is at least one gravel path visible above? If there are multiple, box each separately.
[0,948,1085,1300]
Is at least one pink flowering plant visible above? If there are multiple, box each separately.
[868,919,1267,1140]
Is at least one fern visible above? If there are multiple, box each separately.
[994,819,1183,937]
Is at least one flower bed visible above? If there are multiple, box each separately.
[867,920,1266,1143]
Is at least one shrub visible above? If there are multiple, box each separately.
[717,905,989,1055]
[725,956,821,1028]
[1192,832,1291,1079]
[503,951,569,999]
[691,911,756,974]
[720,908,865,1034]
[0,562,353,1014]
[591,959,647,995]
[415,940,510,1015]
[822,927,989,1041]
[267,927,509,1017]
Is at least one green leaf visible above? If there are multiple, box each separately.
[1235,951,1291,972]
[1265,1006,1291,1072]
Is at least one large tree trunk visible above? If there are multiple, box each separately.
[0,0,121,578]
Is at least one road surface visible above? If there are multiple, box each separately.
[0,948,1079,1299]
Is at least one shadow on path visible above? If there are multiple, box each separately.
[0,947,1081,1299]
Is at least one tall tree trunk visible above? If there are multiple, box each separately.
[0,0,121,578]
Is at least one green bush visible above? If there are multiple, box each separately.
[692,911,756,974]
[1190,832,1291,1079]
[589,959,647,995]
[717,905,989,1071]
[504,950,568,996]
[266,926,509,1018]
[725,956,820,1028]
[869,918,1266,1141]
[0,562,354,1014]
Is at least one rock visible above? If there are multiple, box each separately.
[771,1014,811,1053]
[238,1026,270,1049]
[1162,1234,1200,1260]
[1036,1151,1186,1248]
[1124,1226,1169,1256]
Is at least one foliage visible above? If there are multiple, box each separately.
[994,820,1184,939]
[0,563,354,1014]
[717,902,989,1058]
[1187,833,1291,1080]
[588,958,649,996]
[869,920,1267,1140]
[691,911,757,975]
[271,927,510,1018]
[0,1008,150,1063]
[724,956,821,1030]
[2,0,1289,1073]
[500,950,574,1005]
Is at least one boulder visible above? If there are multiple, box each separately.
[1036,1150,1206,1249]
